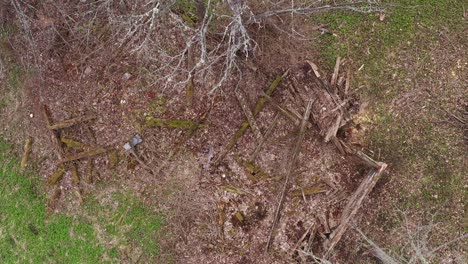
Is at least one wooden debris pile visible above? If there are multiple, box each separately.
[212,59,387,260]
[42,105,109,209]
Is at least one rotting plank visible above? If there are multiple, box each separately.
[47,115,96,130]
[249,112,280,162]
[324,164,387,258]
[330,56,341,88]
[55,147,108,166]
[20,136,33,174]
[266,99,312,252]
[144,117,203,129]
[235,88,264,143]
[47,165,65,185]
[214,70,289,165]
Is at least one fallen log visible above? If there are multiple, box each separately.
[266,99,312,252]
[324,163,387,257]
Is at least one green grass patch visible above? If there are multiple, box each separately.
[313,2,466,251]
[315,0,465,99]
[0,139,105,263]
[82,191,164,260]
[0,138,164,262]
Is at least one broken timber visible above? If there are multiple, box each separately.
[20,136,33,174]
[324,163,387,257]
[235,88,264,143]
[214,70,289,165]
[266,99,312,251]
[47,115,96,130]
[55,147,108,166]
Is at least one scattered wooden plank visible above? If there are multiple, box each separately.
[19,136,33,174]
[324,164,387,257]
[290,184,327,197]
[186,76,194,108]
[42,105,65,159]
[331,57,341,88]
[71,163,80,185]
[144,117,203,129]
[86,159,94,184]
[235,88,264,143]
[345,66,351,95]
[55,147,108,165]
[47,115,96,130]
[47,165,65,185]
[249,112,280,162]
[61,137,94,150]
[214,70,289,165]
[266,99,312,252]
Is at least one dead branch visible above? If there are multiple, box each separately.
[47,115,96,130]
[251,1,385,22]
[266,99,312,252]
[249,112,280,162]
[55,147,108,166]
[330,57,341,88]
[235,88,264,143]
[214,71,288,165]
[324,164,387,257]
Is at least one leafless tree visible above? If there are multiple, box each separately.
[9,0,385,92]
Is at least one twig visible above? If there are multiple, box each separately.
[251,2,384,22]
[266,99,312,252]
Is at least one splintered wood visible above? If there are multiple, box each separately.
[42,104,108,206]
[213,64,387,260]
[266,100,313,251]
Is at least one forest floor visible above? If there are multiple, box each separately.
[0,0,466,263]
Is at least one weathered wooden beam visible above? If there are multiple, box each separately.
[266,99,312,252]
[214,70,288,165]
[47,115,96,130]
[55,147,108,166]
[324,164,387,257]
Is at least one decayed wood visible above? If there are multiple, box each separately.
[20,136,33,174]
[306,60,321,78]
[249,112,280,162]
[47,115,96,130]
[42,105,65,159]
[47,165,65,185]
[71,163,80,185]
[214,70,288,165]
[266,100,312,252]
[43,104,80,185]
[331,57,341,88]
[324,164,387,257]
[55,147,108,165]
[345,66,351,95]
[235,88,264,143]
[261,91,302,126]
